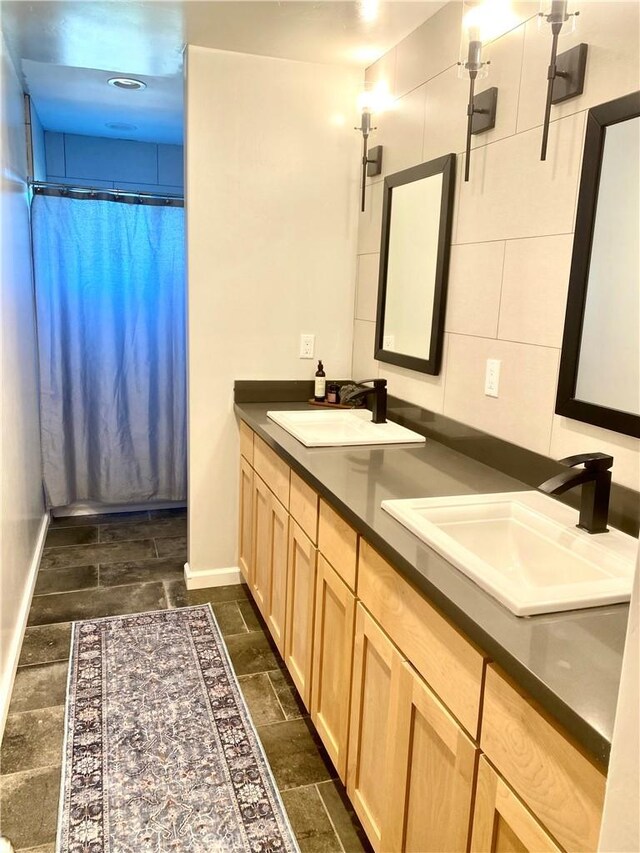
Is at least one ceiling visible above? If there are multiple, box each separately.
[1,1,446,145]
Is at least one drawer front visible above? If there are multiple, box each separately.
[290,471,319,545]
[239,419,254,465]
[318,500,358,591]
[358,540,485,739]
[253,436,290,509]
[481,665,606,853]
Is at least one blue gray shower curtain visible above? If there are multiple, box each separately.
[32,194,187,508]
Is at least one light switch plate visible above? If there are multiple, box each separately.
[299,334,315,359]
[485,359,500,397]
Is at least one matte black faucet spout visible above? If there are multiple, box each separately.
[538,452,613,534]
[344,379,388,424]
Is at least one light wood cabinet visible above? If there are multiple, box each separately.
[358,540,486,739]
[238,457,253,583]
[347,604,404,852]
[254,436,290,508]
[290,471,319,544]
[251,474,289,654]
[481,665,606,852]
[383,660,479,852]
[284,521,317,707]
[239,419,254,464]
[471,757,562,852]
[318,499,358,590]
[311,555,356,782]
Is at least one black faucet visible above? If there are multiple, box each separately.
[344,378,388,424]
[538,452,613,534]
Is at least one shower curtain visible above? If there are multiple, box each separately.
[32,194,187,508]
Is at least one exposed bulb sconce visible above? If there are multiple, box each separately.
[355,84,389,212]
[458,1,502,182]
[539,1,588,161]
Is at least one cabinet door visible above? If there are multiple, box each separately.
[311,555,356,783]
[266,495,288,654]
[471,757,562,853]
[251,474,272,617]
[238,457,253,583]
[284,521,317,707]
[383,661,479,852]
[347,604,404,852]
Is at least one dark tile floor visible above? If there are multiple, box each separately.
[0,509,370,853]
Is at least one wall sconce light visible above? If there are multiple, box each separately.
[539,1,588,160]
[458,2,501,182]
[355,84,388,212]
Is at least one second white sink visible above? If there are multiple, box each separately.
[382,491,637,616]
[267,409,426,447]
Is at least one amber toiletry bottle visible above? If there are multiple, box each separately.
[314,361,326,402]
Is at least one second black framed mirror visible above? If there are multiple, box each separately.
[374,154,456,376]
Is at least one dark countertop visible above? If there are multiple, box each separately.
[235,400,631,766]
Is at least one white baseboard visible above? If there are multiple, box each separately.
[0,512,49,739]
[184,562,243,590]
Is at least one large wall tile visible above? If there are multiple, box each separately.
[44,131,64,176]
[64,135,158,184]
[498,234,573,347]
[158,144,184,187]
[378,334,449,413]
[357,180,384,255]
[517,2,640,135]
[368,84,427,185]
[355,253,380,322]
[364,48,397,98]
[352,320,379,380]
[445,241,504,338]
[550,416,640,491]
[456,110,585,243]
[395,2,463,98]
[422,67,468,163]
[444,334,559,454]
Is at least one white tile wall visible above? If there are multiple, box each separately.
[352,3,640,485]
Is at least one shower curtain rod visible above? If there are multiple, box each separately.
[30,181,184,207]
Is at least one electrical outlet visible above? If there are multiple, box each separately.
[299,334,315,359]
[484,359,501,397]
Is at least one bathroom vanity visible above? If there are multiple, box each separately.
[234,395,634,853]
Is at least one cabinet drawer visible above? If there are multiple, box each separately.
[290,471,319,545]
[318,500,358,591]
[239,419,254,465]
[253,436,290,509]
[481,665,606,853]
[358,540,485,738]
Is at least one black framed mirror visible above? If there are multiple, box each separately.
[556,91,640,439]
[374,154,456,375]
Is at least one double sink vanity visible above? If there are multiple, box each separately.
[235,391,637,853]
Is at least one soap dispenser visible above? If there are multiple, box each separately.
[314,360,326,402]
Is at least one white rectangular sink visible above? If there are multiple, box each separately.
[382,491,637,616]
[267,409,426,447]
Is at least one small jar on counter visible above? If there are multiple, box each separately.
[326,383,340,405]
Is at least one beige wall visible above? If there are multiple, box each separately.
[353,1,640,490]
[0,32,46,732]
[186,46,361,577]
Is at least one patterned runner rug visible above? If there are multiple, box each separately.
[57,605,299,852]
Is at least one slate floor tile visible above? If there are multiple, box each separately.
[154,535,187,559]
[281,785,343,853]
[99,558,184,587]
[317,780,372,852]
[44,525,98,548]
[238,597,263,632]
[165,580,250,608]
[224,631,282,676]
[269,668,306,720]
[0,766,60,849]
[27,582,167,626]
[40,540,155,571]
[98,515,187,543]
[257,718,335,791]
[8,662,68,715]
[1,707,65,775]
[18,623,72,667]
[34,565,98,596]
[238,673,286,726]
[212,601,248,636]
